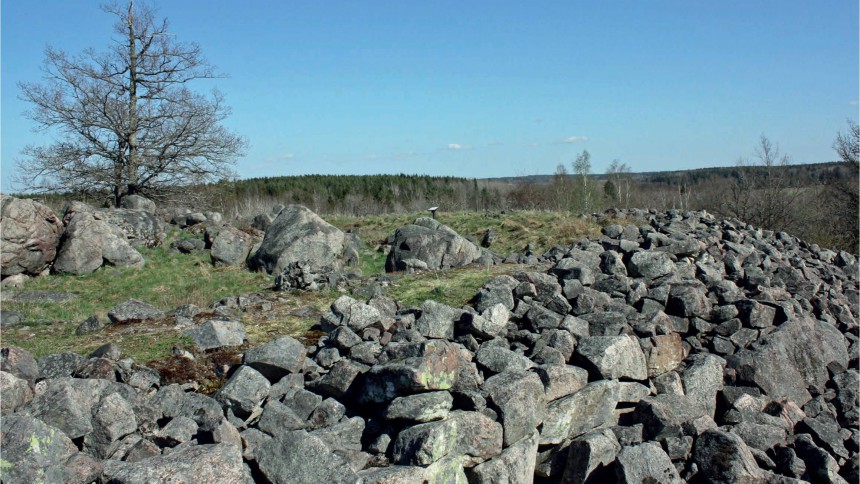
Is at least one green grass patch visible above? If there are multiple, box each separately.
[2,244,269,360]
[330,210,608,261]
[386,264,516,308]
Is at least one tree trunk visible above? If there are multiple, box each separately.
[126,0,139,204]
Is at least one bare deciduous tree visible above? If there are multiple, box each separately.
[572,150,592,213]
[725,135,800,230]
[17,0,247,206]
[606,159,632,207]
[823,120,859,251]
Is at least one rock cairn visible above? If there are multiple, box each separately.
[1,209,858,483]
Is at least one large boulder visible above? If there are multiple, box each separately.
[385,217,484,272]
[97,208,165,248]
[119,194,156,213]
[727,315,849,406]
[0,196,64,277]
[210,226,254,267]
[248,205,354,275]
[61,200,162,249]
[53,212,143,275]
[0,415,78,484]
[102,443,250,483]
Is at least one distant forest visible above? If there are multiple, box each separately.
[17,161,858,253]
[187,159,855,252]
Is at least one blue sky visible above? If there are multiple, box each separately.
[2,1,857,192]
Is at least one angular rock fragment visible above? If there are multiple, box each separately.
[467,430,539,484]
[243,335,306,382]
[575,335,648,380]
[483,370,546,446]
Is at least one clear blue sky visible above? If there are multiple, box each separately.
[2,1,857,192]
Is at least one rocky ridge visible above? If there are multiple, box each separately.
[1,208,858,483]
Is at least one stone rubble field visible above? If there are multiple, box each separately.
[1,207,858,483]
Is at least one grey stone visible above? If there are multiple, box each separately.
[467,430,539,484]
[614,442,684,483]
[331,325,363,349]
[0,371,34,415]
[210,225,253,266]
[736,299,776,328]
[75,315,106,335]
[215,365,270,419]
[797,414,849,459]
[258,400,306,436]
[349,341,382,365]
[728,315,848,406]
[153,416,198,447]
[0,414,77,484]
[526,304,564,331]
[543,329,576,362]
[90,342,122,360]
[446,410,504,467]
[326,295,382,332]
[103,443,250,484]
[83,392,138,459]
[183,319,247,351]
[681,353,726,417]
[561,428,622,483]
[473,275,518,312]
[540,379,621,445]
[309,359,363,399]
[248,204,353,275]
[666,281,711,318]
[730,422,787,451]
[792,433,848,484]
[385,391,454,422]
[361,340,461,403]
[575,335,648,380]
[0,310,23,326]
[1,346,39,384]
[268,428,349,470]
[461,303,509,339]
[692,429,764,483]
[96,207,165,248]
[107,299,164,323]
[54,211,143,274]
[120,194,156,213]
[476,345,535,374]
[415,300,462,339]
[633,394,704,440]
[0,196,64,277]
[307,397,346,429]
[832,370,859,427]
[627,251,675,279]
[243,335,306,382]
[536,364,589,402]
[392,417,460,466]
[484,370,546,446]
[385,217,483,272]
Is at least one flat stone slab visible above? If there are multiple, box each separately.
[0,290,79,303]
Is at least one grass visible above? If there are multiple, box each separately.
[1,210,625,364]
[329,209,607,257]
[386,264,518,308]
[1,229,270,361]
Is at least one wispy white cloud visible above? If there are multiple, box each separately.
[262,153,295,165]
[446,143,473,151]
[563,135,589,143]
[487,141,504,147]
[850,100,858,106]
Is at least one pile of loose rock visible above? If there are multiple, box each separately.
[1,209,857,483]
